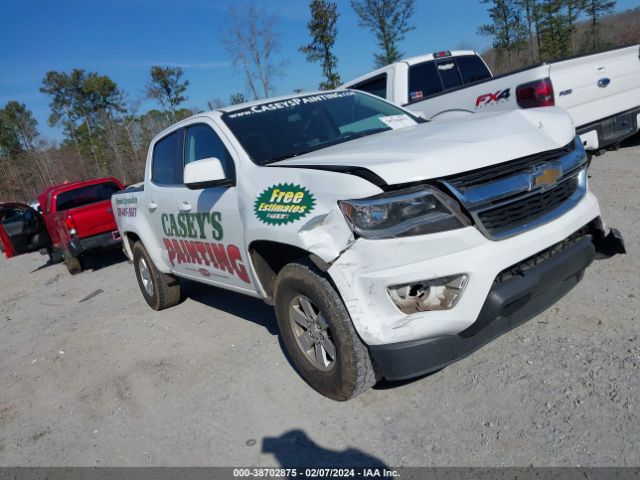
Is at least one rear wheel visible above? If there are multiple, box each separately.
[274,260,378,401]
[64,254,83,275]
[132,241,181,310]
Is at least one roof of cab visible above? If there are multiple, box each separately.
[149,89,345,142]
[217,90,328,113]
[342,50,478,86]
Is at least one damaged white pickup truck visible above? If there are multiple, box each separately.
[112,90,625,400]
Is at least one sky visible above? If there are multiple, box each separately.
[1,0,639,141]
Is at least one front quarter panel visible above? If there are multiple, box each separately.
[239,167,381,263]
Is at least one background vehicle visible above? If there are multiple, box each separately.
[0,177,124,274]
[112,90,624,401]
[342,45,640,151]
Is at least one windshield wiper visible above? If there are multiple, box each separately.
[262,151,316,165]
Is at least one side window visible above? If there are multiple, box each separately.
[351,74,387,99]
[408,62,442,102]
[184,124,235,180]
[152,132,180,185]
[456,55,492,84]
[436,60,463,90]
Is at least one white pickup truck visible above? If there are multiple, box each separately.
[342,46,640,152]
[112,90,624,400]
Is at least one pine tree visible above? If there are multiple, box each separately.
[515,0,541,62]
[583,0,616,51]
[478,0,528,69]
[538,0,572,60]
[145,66,189,119]
[565,0,587,54]
[351,0,415,68]
[300,0,342,90]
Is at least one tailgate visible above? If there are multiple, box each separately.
[65,200,118,239]
[552,45,640,128]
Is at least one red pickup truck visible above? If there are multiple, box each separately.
[0,177,124,274]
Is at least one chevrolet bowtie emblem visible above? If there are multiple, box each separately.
[533,167,562,188]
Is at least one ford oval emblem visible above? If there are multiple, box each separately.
[597,78,610,88]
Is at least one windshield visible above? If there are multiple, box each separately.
[222,91,421,165]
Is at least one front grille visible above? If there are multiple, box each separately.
[446,140,575,190]
[478,176,579,237]
[441,137,587,240]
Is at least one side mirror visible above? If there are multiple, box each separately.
[184,157,234,190]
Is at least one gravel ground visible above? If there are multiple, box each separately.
[0,137,638,467]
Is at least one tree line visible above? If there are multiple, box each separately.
[1,0,637,201]
[478,0,638,73]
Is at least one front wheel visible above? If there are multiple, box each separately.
[132,241,181,310]
[274,260,378,401]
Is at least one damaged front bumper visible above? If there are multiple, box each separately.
[369,221,624,380]
[327,192,625,381]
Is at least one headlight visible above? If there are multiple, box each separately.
[338,186,468,239]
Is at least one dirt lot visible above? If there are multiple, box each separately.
[0,137,638,467]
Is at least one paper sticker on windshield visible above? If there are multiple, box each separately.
[255,183,316,226]
[379,114,417,130]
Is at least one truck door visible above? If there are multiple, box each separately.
[170,122,255,293]
[146,129,182,265]
[0,203,51,259]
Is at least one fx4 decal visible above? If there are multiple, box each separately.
[475,89,511,108]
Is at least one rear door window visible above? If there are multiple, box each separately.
[152,131,181,185]
[350,74,387,99]
[455,55,491,84]
[56,182,121,211]
[408,62,443,102]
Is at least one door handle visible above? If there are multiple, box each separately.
[178,201,192,212]
[146,201,158,211]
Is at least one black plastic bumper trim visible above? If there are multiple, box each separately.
[67,231,121,256]
[369,235,597,381]
[576,105,640,148]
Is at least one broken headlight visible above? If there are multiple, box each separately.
[338,186,468,239]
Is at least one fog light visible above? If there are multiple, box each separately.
[388,274,468,314]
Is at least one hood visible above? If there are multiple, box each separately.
[272,108,576,185]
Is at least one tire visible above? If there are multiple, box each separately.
[274,260,378,401]
[132,241,181,311]
[64,254,83,275]
[48,248,63,264]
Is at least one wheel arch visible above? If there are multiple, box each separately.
[248,240,329,304]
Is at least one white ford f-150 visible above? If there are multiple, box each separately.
[112,90,625,400]
[342,46,640,152]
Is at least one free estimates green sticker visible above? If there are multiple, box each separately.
[254,183,316,225]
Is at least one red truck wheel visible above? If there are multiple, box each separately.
[64,254,83,275]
